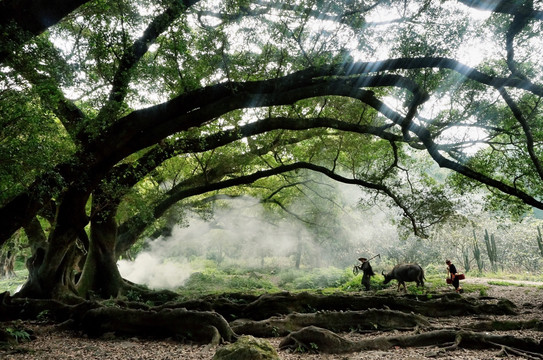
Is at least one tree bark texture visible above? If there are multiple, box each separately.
[81,307,237,344]
[77,191,125,299]
[231,309,430,337]
[1,290,541,356]
[279,326,543,355]
[206,291,517,321]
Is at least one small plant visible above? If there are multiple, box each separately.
[484,229,498,272]
[5,327,31,343]
[408,286,426,295]
[126,290,143,302]
[37,309,50,322]
[101,298,120,307]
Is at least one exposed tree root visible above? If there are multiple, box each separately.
[466,318,543,332]
[279,326,543,356]
[116,280,180,305]
[80,307,237,344]
[231,309,430,337]
[1,292,237,344]
[0,291,98,322]
[1,289,537,353]
[495,344,543,360]
[160,291,517,321]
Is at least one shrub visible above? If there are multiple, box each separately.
[183,272,225,291]
[228,275,275,290]
[424,264,444,276]
[5,326,31,343]
[288,267,348,290]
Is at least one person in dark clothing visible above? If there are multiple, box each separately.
[446,259,463,293]
[357,257,375,291]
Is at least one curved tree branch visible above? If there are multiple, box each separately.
[459,0,542,20]
[117,161,423,254]
[505,10,531,80]
[0,0,90,64]
[4,39,86,139]
[498,88,543,181]
[93,0,201,129]
[4,56,543,245]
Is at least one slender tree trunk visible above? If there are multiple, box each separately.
[0,229,25,280]
[295,239,302,270]
[0,251,16,278]
[17,217,49,295]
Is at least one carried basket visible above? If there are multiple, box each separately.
[446,273,465,284]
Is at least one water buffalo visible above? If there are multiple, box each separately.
[382,264,425,292]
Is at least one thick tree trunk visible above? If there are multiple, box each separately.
[16,217,49,296]
[23,217,48,253]
[17,190,89,299]
[77,205,124,299]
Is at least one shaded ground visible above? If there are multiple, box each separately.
[1,280,542,360]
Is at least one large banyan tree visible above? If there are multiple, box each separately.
[0,0,542,300]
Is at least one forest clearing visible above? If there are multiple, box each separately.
[2,0,543,359]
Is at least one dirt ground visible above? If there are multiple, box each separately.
[1,279,542,360]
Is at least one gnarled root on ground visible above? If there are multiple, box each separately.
[81,307,237,344]
[279,326,543,357]
[231,308,430,337]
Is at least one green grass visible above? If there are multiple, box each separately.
[462,283,490,296]
[5,262,543,299]
[469,271,543,282]
[0,269,27,294]
[180,269,483,297]
[487,280,525,287]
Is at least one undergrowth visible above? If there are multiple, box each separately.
[3,261,542,298]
